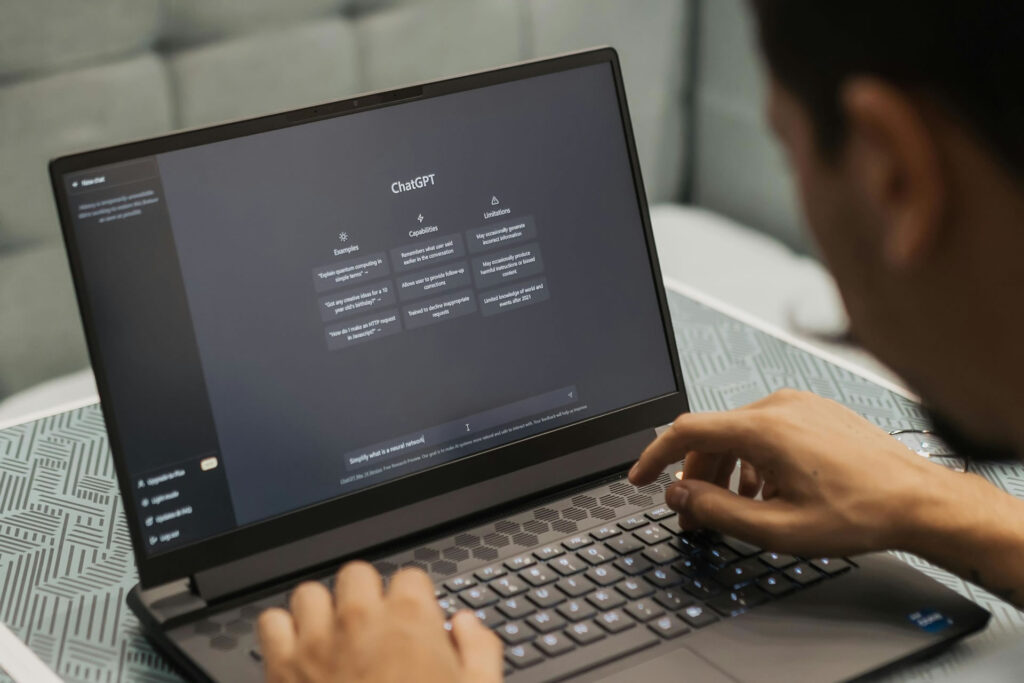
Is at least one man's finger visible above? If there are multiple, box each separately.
[680,451,721,483]
[738,460,763,498]
[630,412,773,486]
[665,479,792,549]
[289,582,334,662]
[334,561,383,631]
[387,567,444,622]
[450,610,503,683]
[257,608,297,683]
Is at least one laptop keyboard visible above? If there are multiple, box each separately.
[205,492,852,682]
[239,503,853,681]
[428,505,854,679]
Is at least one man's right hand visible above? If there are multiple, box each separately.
[628,389,974,558]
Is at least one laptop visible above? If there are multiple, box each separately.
[49,49,988,682]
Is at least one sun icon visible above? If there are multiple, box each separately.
[338,232,349,243]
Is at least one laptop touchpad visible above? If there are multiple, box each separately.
[595,646,734,682]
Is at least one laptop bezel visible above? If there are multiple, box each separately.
[49,48,689,588]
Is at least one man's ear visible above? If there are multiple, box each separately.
[841,78,946,270]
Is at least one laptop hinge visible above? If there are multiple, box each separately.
[190,428,657,603]
[128,578,207,628]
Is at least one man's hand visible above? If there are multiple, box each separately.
[629,389,965,557]
[258,562,503,683]
[630,389,1024,606]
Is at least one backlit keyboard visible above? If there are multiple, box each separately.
[431,505,854,679]
[242,504,854,681]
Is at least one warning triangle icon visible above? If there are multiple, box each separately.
[491,196,500,206]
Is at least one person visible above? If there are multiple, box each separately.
[256,1,1024,680]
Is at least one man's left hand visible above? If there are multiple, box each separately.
[258,561,503,683]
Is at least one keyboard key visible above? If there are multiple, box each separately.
[811,558,852,575]
[497,597,535,620]
[492,575,529,598]
[646,506,675,521]
[562,535,593,551]
[635,525,671,545]
[534,545,564,561]
[614,554,653,576]
[461,586,499,608]
[707,586,769,617]
[759,551,798,570]
[527,586,565,609]
[566,620,606,645]
[660,515,683,534]
[535,631,576,657]
[437,595,463,616]
[497,620,536,645]
[672,556,700,577]
[618,516,647,531]
[444,575,476,592]
[578,544,614,565]
[784,562,823,586]
[505,555,536,571]
[527,609,567,634]
[556,575,595,598]
[644,566,684,588]
[558,599,597,622]
[587,589,626,611]
[606,535,645,555]
[679,603,719,628]
[756,573,796,597]
[653,588,693,611]
[684,577,721,599]
[670,533,707,555]
[706,545,740,568]
[719,535,761,557]
[474,564,506,582]
[625,599,664,621]
[550,555,587,576]
[473,607,506,629]
[617,577,655,600]
[642,542,681,565]
[648,614,690,639]
[590,525,621,541]
[597,609,635,633]
[505,643,543,669]
[521,565,557,587]
[715,558,771,589]
[585,564,624,587]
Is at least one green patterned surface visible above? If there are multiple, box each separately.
[1,292,1021,682]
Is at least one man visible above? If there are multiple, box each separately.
[256,1,1024,680]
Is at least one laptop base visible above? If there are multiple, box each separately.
[131,469,989,682]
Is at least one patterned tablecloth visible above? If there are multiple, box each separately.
[1,291,1022,682]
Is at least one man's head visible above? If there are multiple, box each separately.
[749,1,1024,452]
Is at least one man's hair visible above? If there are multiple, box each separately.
[749,1,1024,178]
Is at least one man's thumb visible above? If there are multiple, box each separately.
[666,480,776,545]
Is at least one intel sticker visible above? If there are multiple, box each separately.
[909,609,953,633]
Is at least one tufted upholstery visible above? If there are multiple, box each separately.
[2,1,809,402]
[0,0,695,399]
[691,0,805,252]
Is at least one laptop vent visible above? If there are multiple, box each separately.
[372,472,673,581]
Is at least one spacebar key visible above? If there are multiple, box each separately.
[509,628,660,682]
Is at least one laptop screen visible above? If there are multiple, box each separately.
[60,61,676,557]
